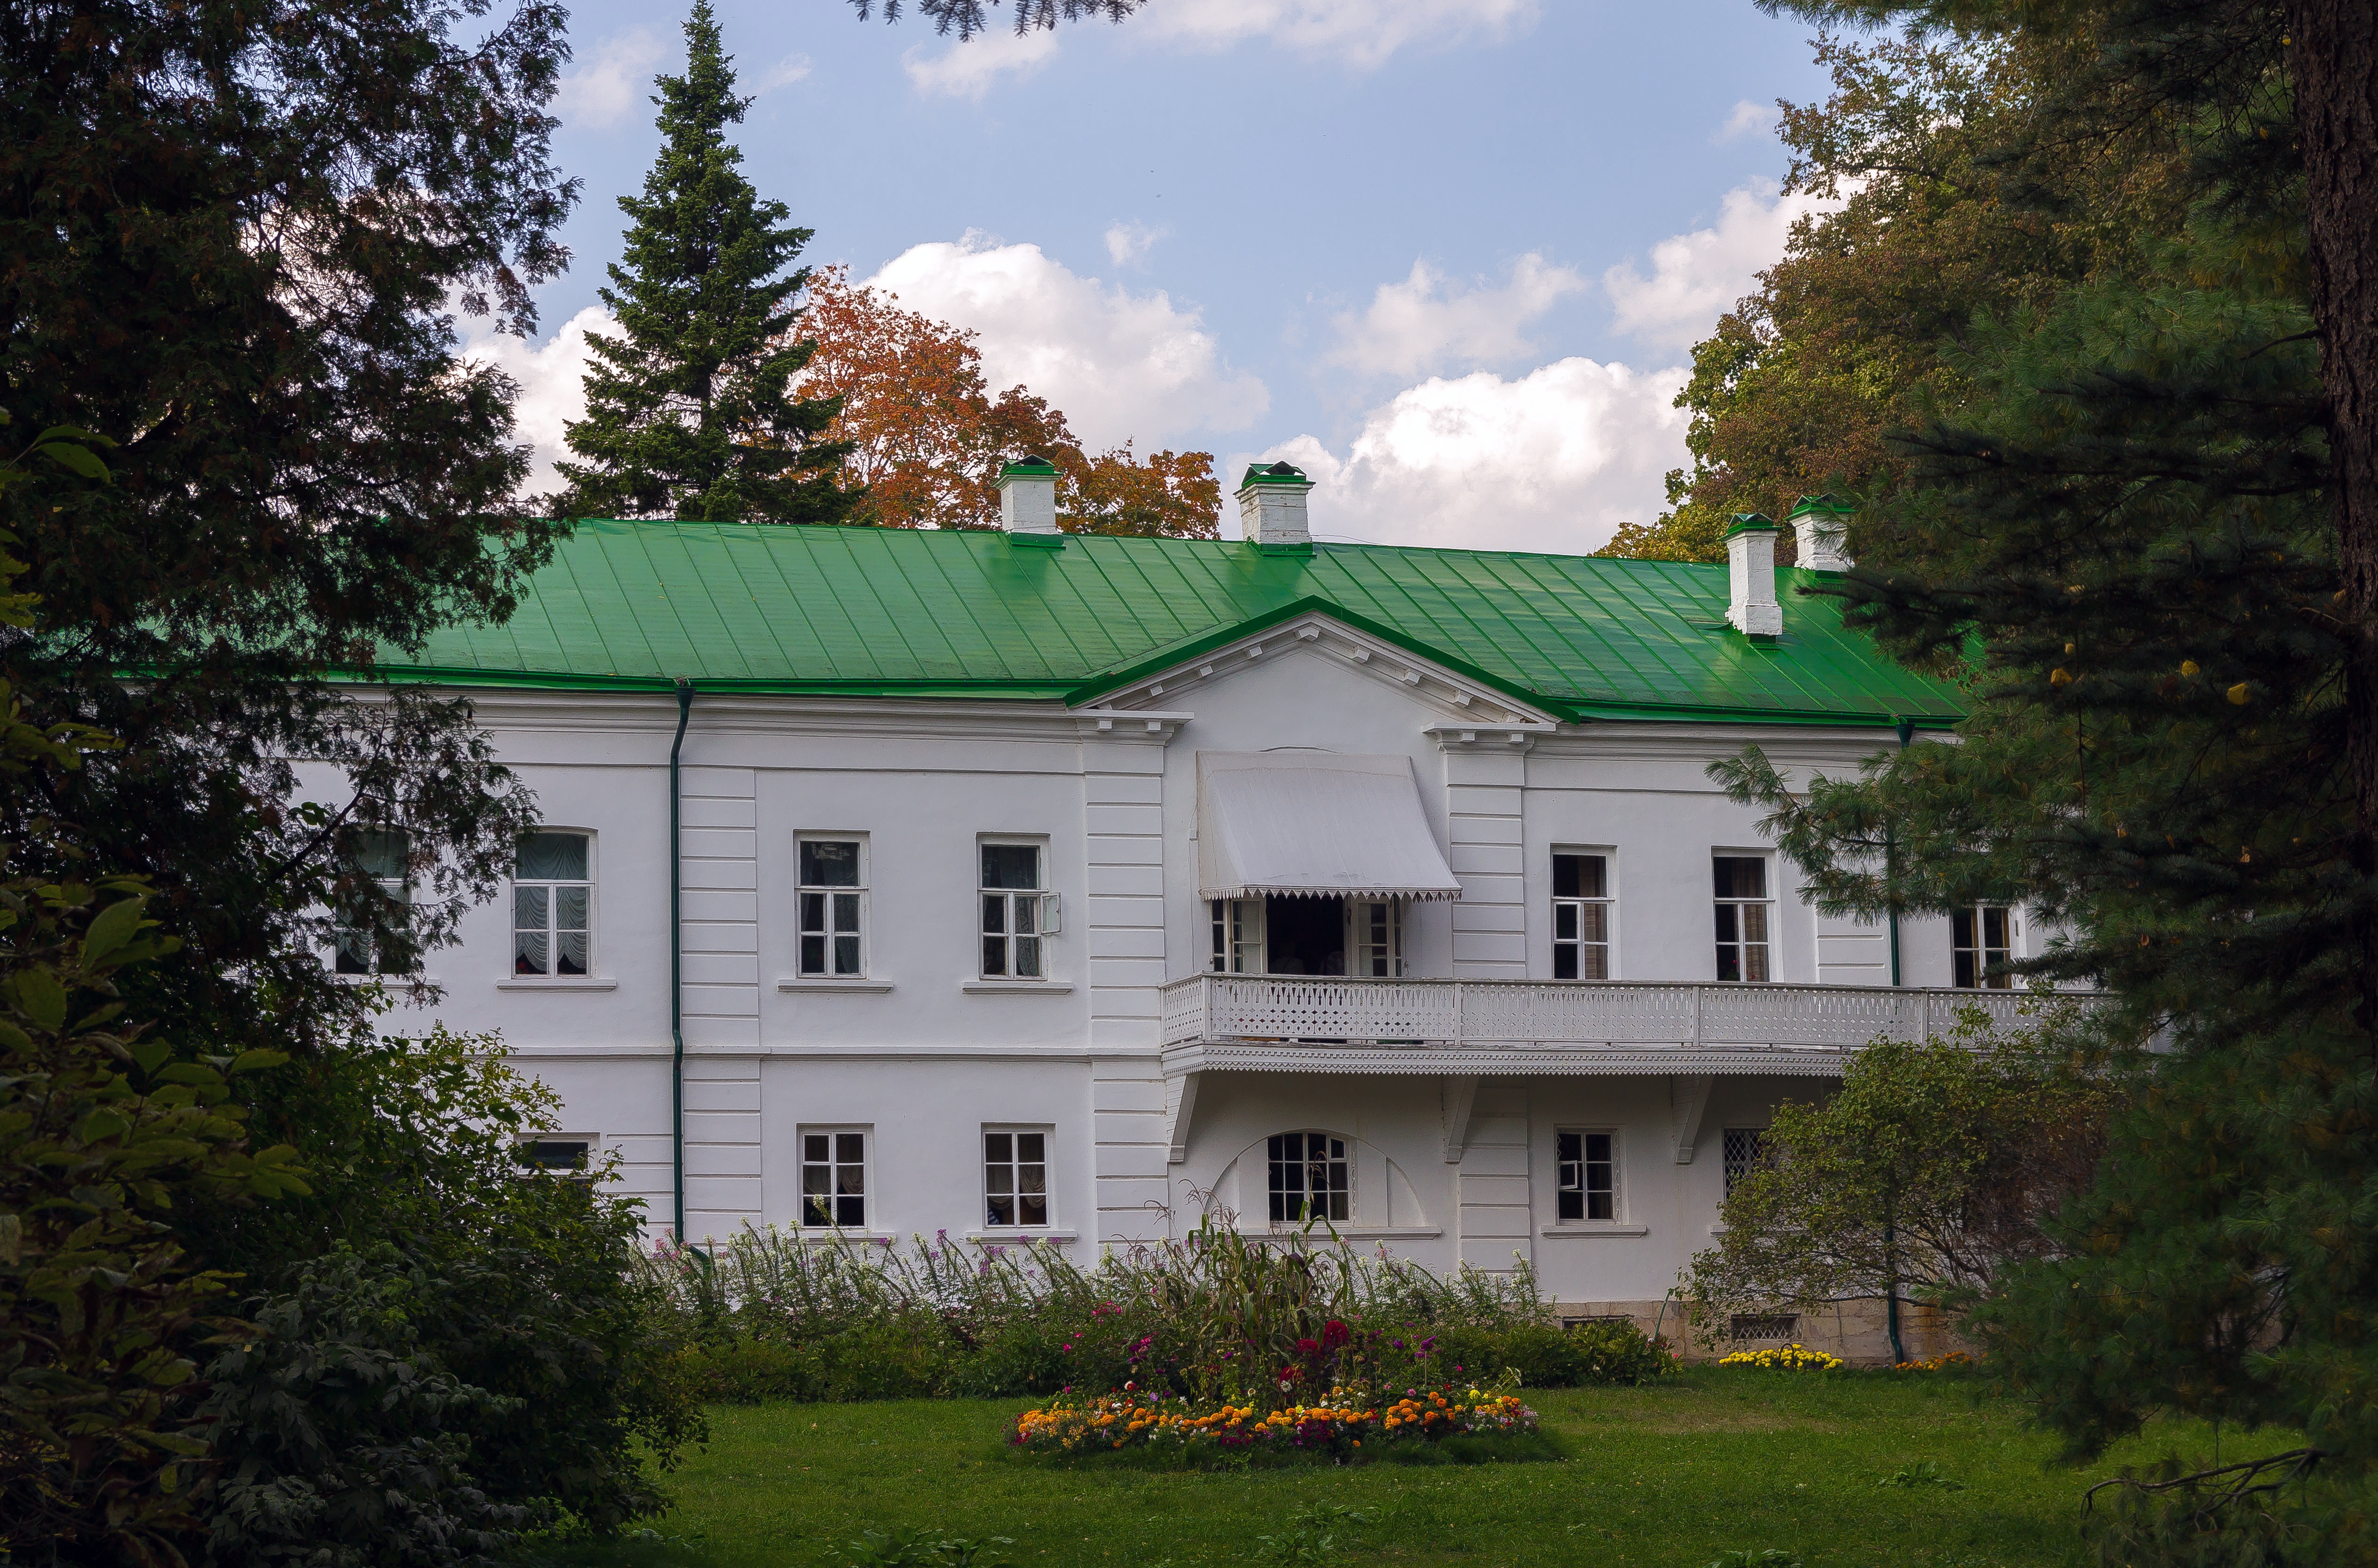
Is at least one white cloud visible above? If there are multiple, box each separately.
[903,28,1060,99]
[1329,253,1587,380]
[1601,178,1838,351]
[1713,98,1770,143]
[757,52,813,93]
[1245,358,1688,554]
[1104,221,1167,267]
[864,234,1268,448]
[554,28,666,131]
[460,306,613,498]
[1140,0,1537,69]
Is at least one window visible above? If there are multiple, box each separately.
[1556,1130,1616,1221]
[1210,898,1264,973]
[980,842,1054,979]
[798,839,866,977]
[1267,1130,1349,1224]
[513,831,592,976]
[1712,856,1771,982]
[333,828,410,975]
[800,1130,868,1228]
[1952,904,2014,989]
[1723,1127,1767,1197]
[1347,898,1403,977]
[1730,1313,1799,1342]
[1552,853,1611,979]
[516,1137,592,1179]
[983,1129,1050,1228]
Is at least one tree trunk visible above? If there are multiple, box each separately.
[2286,1,2378,1060]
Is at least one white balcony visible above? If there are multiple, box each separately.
[1158,973,2084,1078]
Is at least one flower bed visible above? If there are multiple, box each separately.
[1007,1380,1547,1467]
[1717,1343,1843,1371]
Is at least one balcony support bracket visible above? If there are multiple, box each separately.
[1670,1074,1714,1164]
[1440,1074,1478,1164]
[1164,1071,1201,1165]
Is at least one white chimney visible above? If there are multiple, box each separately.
[1788,493,1852,572]
[996,456,1059,535]
[1236,460,1314,548]
[1726,513,1784,637]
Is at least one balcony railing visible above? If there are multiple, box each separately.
[1160,973,2078,1054]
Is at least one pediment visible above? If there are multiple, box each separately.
[1084,611,1557,727]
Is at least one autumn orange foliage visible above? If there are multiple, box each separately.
[793,267,1219,537]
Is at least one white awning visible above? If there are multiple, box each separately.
[1196,751,1464,902]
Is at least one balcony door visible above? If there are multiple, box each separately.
[1208,894,1405,977]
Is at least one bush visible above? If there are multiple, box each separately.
[647,1219,1672,1409]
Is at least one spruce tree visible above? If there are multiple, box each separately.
[556,0,853,523]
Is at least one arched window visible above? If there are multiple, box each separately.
[1267,1131,1349,1224]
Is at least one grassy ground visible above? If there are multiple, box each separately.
[557,1370,2237,1568]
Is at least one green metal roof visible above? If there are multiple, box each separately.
[378,520,1965,727]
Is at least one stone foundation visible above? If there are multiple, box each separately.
[1556,1298,1974,1367]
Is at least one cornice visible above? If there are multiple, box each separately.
[1159,1041,1854,1078]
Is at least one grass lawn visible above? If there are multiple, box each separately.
[558,1370,2234,1568]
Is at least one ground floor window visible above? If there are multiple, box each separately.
[1267,1130,1349,1224]
[1952,904,2014,989]
[1723,1127,1768,1197]
[1556,1130,1616,1221]
[983,1128,1049,1228]
[800,1129,868,1228]
[1730,1312,1799,1342]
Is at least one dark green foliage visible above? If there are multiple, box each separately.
[554,0,855,524]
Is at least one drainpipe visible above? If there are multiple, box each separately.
[670,678,694,1246]
[1887,720,1914,989]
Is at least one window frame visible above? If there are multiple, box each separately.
[978,837,1056,981]
[511,829,596,979]
[1345,897,1406,978]
[1209,897,1264,974]
[982,1124,1054,1230]
[797,1125,871,1230]
[796,834,870,979]
[515,1133,599,1182]
[1555,1127,1619,1222]
[1266,1129,1351,1227]
[1951,904,2015,989]
[1712,853,1774,983]
[1550,848,1614,980]
[333,827,413,976]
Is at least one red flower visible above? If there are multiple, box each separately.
[1322,1320,1351,1349]
[1296,1337,1322,1355]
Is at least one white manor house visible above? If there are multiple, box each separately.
[356,463,2047,1352]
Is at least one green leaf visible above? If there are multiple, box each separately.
[32,440,110,481]
[31,424,119,449]
[80,895,148,964]
[14,968,68,1031]
[129,1040,171,1078]
[226,1048,289,1075]
[0,1019,31,1052]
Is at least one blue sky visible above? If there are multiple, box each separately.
[478,0,1848,551]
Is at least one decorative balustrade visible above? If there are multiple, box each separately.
[1159,973,2070,1054]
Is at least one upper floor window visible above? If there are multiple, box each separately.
[1557,1130,1616,1221]
[800,1129,868,1228]
[984,1128,1050,1228]
[1552,852,1611,979]
[1952,905,2013,989]
[1712,855,1771,982]
[513,831,591,976]
[334,828,410,975]
[1267,1130,1349,1225]
[1723,1127,1768,1197]
[980,841,1053,979]
[1348,898,1404,978]
[798,838,866,977]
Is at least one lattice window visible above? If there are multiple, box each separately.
[1730,1313,1799,1342]
[1723,1127,1768,1196]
